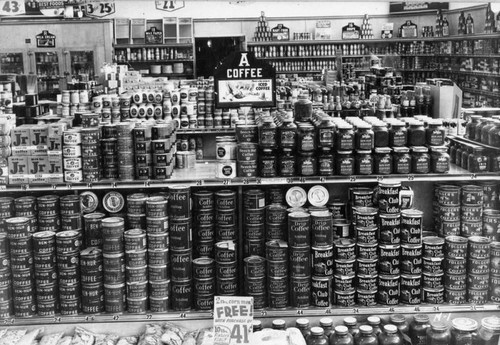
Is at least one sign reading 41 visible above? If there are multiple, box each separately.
[155,0,185,12]
[83,0,115,18]
[0,0,26,16]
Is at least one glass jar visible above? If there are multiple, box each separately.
[474,118,488,142]
[317,116,336,149]
[259,117,277,148]
[461,146,472,170]
[468,147,489,173]
[318,148,334,176]
[297,318,312,340]
[319,318,334,338]
[272,319,287,330]
[411,146,431,174]
[393,147,411,174]
[344,317,360,337]
[307,327,329,345]
[331,325,354,345]
[374,124,389,148]
[455,144,465,168]
[426,119,446,146]
[355,325,378,345]
[279,148,296,177]
[295,94,313,122]
[378,325,403,345]
[389,123,408,147]
[336,151,355,176]
[490,152,500,172]
[356,150,374,175]
[481,119,496,144]
[408,121,426,146]
[487,120,500,147]
[410,314,430,345]
[259,148,277,177]
[477,316,500,345]
[279,119,297,149]
[299,151,317,176]
[450,318,478,345]
[449,141,458,164]
[356,123,375,151]
[336,123,355,151]
[465,115,482,139]
[390,314,410,335]
[298,123,317,152]
[367,316,383,337]
[431,147,450,173]
[374,147,393,175]
[426,321,451,345]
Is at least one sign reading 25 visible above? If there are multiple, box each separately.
[83,0,115,18]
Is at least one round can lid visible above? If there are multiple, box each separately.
[286,186,307,208]
[80,191,98,214]
[452,318,478,332]
[308,185,329,207]
[103,191,125,213]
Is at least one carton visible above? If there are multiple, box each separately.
[47,154,63,176]
[8,156,28,175]
[48,136,63,151]
[426,78,463,119]
[30,125,48,146]
[28,156,49,175]
[11,146,30,156]
[11,126,31,147]
[9,175,29,185]
[29,175,49,184]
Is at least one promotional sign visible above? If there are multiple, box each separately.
[155,0,184,12]
[0,0,26,16]
[82,0,115,18]
[381,23,394,39]
[214,296,254,345]
[400,20,418,38]
[342,22,361,40]
[214,51,276,108]
[315,20,332,40]
[271,24,289,41]
[389,2,449,13]
[145,27,163,44]
[36,30,56,48]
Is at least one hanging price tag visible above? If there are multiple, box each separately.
[0,0,25,16]
[214,296,254,345]
[83,0,115,18]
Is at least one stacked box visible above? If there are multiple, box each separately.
[151,122,175,180]
[63,128,83,183]
[47,123,66,184]
[80,247,104,314]
[80,113,101,183]
[101,124,118,180]
[133,123,153,180]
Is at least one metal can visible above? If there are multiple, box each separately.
[37,195,59,216]
[437,185,461,206]
[445,235,468,258]
[216,261,237,279]
[215,190,237,210]
[311,275,332,307]
[332,218,351,239]
[423,288,444,304]
[289,246,311,277]
[243,256,266,278]
[193,257,215,280]
[423,257,444,275]
[245,224,265,240]
[148,249,169,266]
[244,208,265,225]
[356,226,378,244]
[377,274,400,305]
[401,244,422,275]
[170,249,192,280]
[264,223,285,241]
[379,244,400,275]
[461,185,483,206]
[60,195,81,215]
[170,279,192,311]
[333,274,355,292]
[468,236,491,259]
[445,289,467,304]
[423,272,444,290]
[377,181,401,214]
[244,238,265,257]
[149,280,170,298]
[169,217,192,250]
[335,259,356,276]
[357,273,378,291]
[215,241,237,263]
[357,242,378,260]
[146,196,169,218]
[83,213,105,248]
[217,277,238,295]
[357,289,377,306]
[354,207,378,227]
[468,258,490,275]
[310,211,333,247]
[146,217,169,233]
[192,190,214,211]
[125,250,148,268]
[290,276,310,308]
[288,212,310,246]
[483,209,500,241]
[334,238,356,261]
[311,246,334,276]
[401,209,423,244]
[147,233,169,250]
[216,225,237,242]
[379,213,401,244]
[467,289,488,304]
[423,236,445,258]
[265,240,288,261]
[124,229,147,251]
[333,290,355,307]
[445,257,467,275]
[400,274,422,305]
[266,204,287,224]
[243,189,266,210]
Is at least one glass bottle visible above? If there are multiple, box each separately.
[356,123,375,151]
[297,318,312,340]
[393,147,411,174]
[426,321,450,345]
[356,150,374,175]
[317,116,336,149]
[319,318,334,338]
[259,117,277,148]
[426,119,446,146]
[488,121,500,147]
[318,148,334,176]
[378,325,403,345]
[331,325,355,345]
[461,146,472,170]
[295,93,313,122]
[477,316,500,345]
[336,151,355,176]
[409,314,430,345]
[336,123,355,151]
[355,325,378,345]
[374,147,393,175]
[468,147,489,173]
[408,121,426,146]
[465,115,482,140]
[279,118,297,149]
[345,317,360,338]
[474,118,488,142]
[411,146,431,174]
[390,314,409,335]
[431,147,450,173]
[373,124,389,148]
[480,119,496,144]
[307,327,329,345]
[449,141,458,164]
[450,318,478,345]
[272,319,287,330]
[367,316,383,337]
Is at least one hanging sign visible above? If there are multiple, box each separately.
[214,51,276,108]
[145,27,163,44]
[389,2,449,13]
[36,30,56,48]
[82,0,115,18]
[155,0,184,12]
[342,22,361,40]
[213,296,254,345]
[400,20,418,38]
[0,0,26,16]
[271,24,289,41]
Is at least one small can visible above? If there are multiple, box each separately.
[268,292,288,309]
[440,206,461,222]
[333,290,356,307]
[379,244,401,275]
[333,274,356,292]
[461,185,483,206]
[244,208,265,225]
[445,289,467,304]
[127,297,147,314]
[243,189,266,210]
[267,260,288,277]
[437,185,461,206]
[357,273,378,291]
[379,213,401,244]
[195,241,215,259]
[196,224,215,241]
[289,277,310,308]
[147,233,169,250]
[490,275,500,302]
[125,265,148,283]
[423,288,445,304]
[354,207,378,227]
[148,249,169,266]
[289,246,311,277]
[351,188,375,207]
[124,229,147,251]
[445,257,467,275]
[150,297,169,313]
[146,196,168,218]
[468,236,491,259]
[83,213,105,247]
[215,241,237,263]
[443,274,465,290]
[423,236,445,258]
[266,204,287,224]
[216,261,237,279]
[335,259,357,276]
[311,211,333,247]
[467,289,489,304]
[170,249,192,280]
[461,205,483,222]
[356,226,378,244]
[357,289,377,306]
[377,274,400,305]
[195,210,215,226]
[169,217,192,250]
[243,256,266,278]
[149,280,170,298]
[441,221,461,237]
[192,257,215,279]
[217,277,238,295]
[333,238,356,261]
[445,235,468,258]
[401,209,423,244]
[311,275,332,307]
[357,242,378,260]
[245,224,265,240]
[311,246,334,277]
[216,225,237,242]
[125,250,148,268]
[146,217,169,234]
[288,212,311,247]
[168,185,191,218]
[194,277,216,295]
[215,190,237,210]
[401,244,422,275]
[193,294,215,311]
[400,274,422,305]
[468,258,490,275]
[149,265,168,282]
[266,240,288,261]
[423,272,444,290]
[483,209,500,241]
[192,190,214,211]
[37,195,60,216]
[332,219,351,239]
[423,257,444,274]
[377,181,401,214]
[244,238,264,258]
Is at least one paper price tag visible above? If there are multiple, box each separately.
[214,296,253,345]
[0,0,26,16]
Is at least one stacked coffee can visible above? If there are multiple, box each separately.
[192,257,215,310]
[266,203,287,242]
[243,190,264,257]
[6,217,34,317]
[169,186,192,311]
[151,122,175,180]
[443,235,468,304]
[0,198,13,317]
[125,227,148,314]
[102,217,126,313]
[33,231,58,316]
[214,190,238,297]
[133,123,152,180]
[243,255,266,309]
[467,236,491,304]
[60,195,82,232]
[80,247,104,314]
[80,113,101,183]
[490,242,500,302]
[37,195,60,232]
[101,124,118,180]
[461,185,484,237]
[62,128,83,183]
[267,240,291,309]
[289,212,312,308]
[192,190,215,259]
[14,196,38,233]
[116,122,134,181]
[421,236,444,304]
[83,212,105,248]
[146,194,170,311]
[56,230,82,315]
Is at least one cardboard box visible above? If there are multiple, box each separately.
[11,146,30,156]
[9,175,29,185]
[48,122,69,137]
[47,174,64,184]
[427,78,463,119]
[28,156,49,175]
[30,146,49,156]
[30,125,48,146]
[11,126,31,147]
[47,155,63,175]
[8,156,28,175]
[29,175,49,184]
[48,136,63,151]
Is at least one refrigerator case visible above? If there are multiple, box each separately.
[0,52,25,74]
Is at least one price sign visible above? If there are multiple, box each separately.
[83,0,115,18]
[155,0,185,12]
[214,296,254,345]
[0,0,25,15]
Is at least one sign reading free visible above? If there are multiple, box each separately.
[213,296,254,345]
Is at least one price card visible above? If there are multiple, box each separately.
[83,0,115,18]
[0,0,26,16]
[214,296,254,345]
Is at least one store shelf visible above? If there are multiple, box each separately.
[440,70,500,78]
[118,59,193,63]
[275,70,322,74]
[1,163,496,192]
[177,128,235,134]
[114,43,193,49]
[399,69,437,72]
[2,303,499,326]
[462,87,500,98]
[399,54,500,58]
[449,134,500,152]
[257,56,337,60]
[141,73,194,77]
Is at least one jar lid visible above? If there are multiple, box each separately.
[481,316,500,331]
[357,150,372,154]
[296,318,310,327]
[409,120,423,126]
[311,327,325,336]
[262,148,276,154]
[359,325,373,334]
[375,147,392,154]
[272,319,286,328]
[357,123,372,129]
[367,316,381,325]
[412,146,428,153]
[344,316,357,325]
[334,326,349,335]
[337,150,353,155]
[320,318,333,327]
[282,148,294,154]
[430,321,448,331]
[451,318,478,332]
[414,314,430,323]
[286,187,307,208]
[389,314,406,324]
[401,209,423,217]
[423,236,445,246]
[337,123,353,130]
[428,119,443,126]
[320,147,332,153]
[393,147,410,153]
[431,146,448,153]
[384,324,398,334]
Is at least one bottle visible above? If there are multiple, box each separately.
[497,11,500,33]
[458,12,466,35]
[319,318,334,338]
[409,314,430,345]
[331,325,354,345]
[390,314,409,335]
[466,14,474,34]
[273,319,287,330]
[344,317,360,338]
[426,321,450,345]
[296,318,312,340]
[378,325,403,345]
[367,316,383,337]
[442,17,449,36]
[307,327,329,345]
[355,325,378,345]
[477,316,500,345]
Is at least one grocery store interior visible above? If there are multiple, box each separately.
[0,0,500,344]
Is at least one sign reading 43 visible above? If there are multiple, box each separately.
[83,0,115,18]
[0,0,26,16]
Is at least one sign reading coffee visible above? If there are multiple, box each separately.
[214,51,276,108]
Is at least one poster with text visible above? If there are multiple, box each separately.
[213,296,254,345]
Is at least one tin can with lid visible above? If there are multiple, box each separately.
[379,213,401,244]
[266,240,288,262]
[401,209,423,244]
[288,212,310,247]
[400,274,422,305]
[290,276,310,308]
[311,246,333,277]
[377,181,401,214]
[401,244,422,275]
[377,274,400,305]
[334,238,356,261]
[379,244,400,275]
[311,275,331,307]
[311,211,333,247]
[289,246,310,278]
